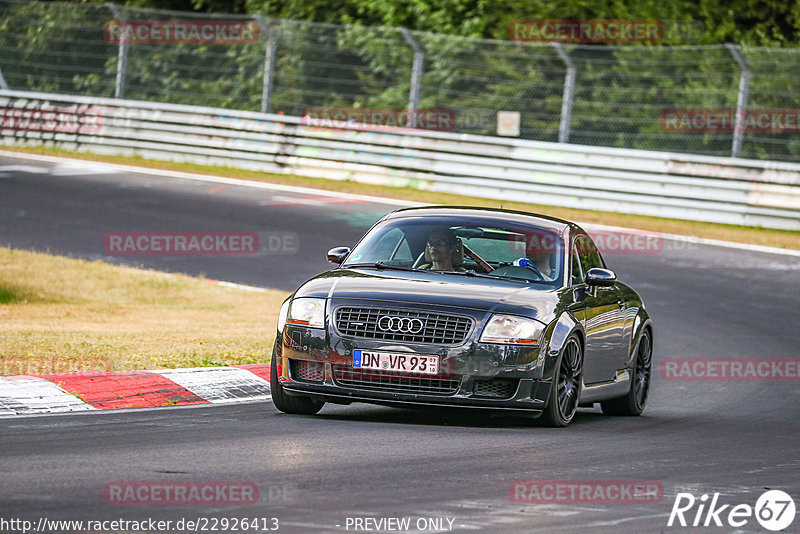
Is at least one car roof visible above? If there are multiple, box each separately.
[383,206,578,233]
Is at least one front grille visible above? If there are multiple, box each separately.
[473,379,519,399]
[333,365,460,395]
[290,360,324,382]
[335,307,472,345]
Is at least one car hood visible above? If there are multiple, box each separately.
[293,268,560,323]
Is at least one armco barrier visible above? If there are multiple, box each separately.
[1,89,799,230]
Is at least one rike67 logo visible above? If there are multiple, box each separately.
[668,490,795,531]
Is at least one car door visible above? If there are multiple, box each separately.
[571,234,626,384]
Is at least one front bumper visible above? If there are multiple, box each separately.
[280,365,552,413]
[277,312,553,413]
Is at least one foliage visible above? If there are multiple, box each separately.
[1,0,798,161]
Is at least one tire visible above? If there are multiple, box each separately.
[540,336,583,427]
[270,340,324,415]
[601,328,652,416]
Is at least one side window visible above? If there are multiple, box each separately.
[352,228,410,264]
[389,234,412,263]
[571,244,583,286]
[575,235,605,276]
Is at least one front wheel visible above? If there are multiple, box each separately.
[601,329,652,416]
[270,340,324,415]
[540,336,583,427]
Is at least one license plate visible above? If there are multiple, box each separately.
[353,350,439,375]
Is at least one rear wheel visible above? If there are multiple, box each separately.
[540,336,583,427]
[270,340,324,415]
[601,329,651,416]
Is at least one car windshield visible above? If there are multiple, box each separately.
[342,216,565,286]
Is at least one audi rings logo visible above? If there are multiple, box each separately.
[378,316,424,334]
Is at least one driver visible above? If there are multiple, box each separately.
[419,228,465,272]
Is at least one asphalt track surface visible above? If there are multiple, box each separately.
[1,153,799,533]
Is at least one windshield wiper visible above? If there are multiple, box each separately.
[346,264,537,283]
[346,262,421,272]
[441,270,535,283]
[374,261,421,272]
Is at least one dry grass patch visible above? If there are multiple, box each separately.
[4,145,800,251]
[0,247,289,375]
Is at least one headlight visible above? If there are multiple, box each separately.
[277,299,290,333]
[287,298,325,328]
[480,314,543,345]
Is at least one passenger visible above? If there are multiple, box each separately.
[514,247,555,280]
[528,248,555,279]
[419,229,465,271]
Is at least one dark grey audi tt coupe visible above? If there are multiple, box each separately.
[270,206,653,426]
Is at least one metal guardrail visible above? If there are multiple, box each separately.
[2,90,799,230]
[5,1,800,163]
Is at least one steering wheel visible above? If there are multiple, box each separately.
[412,251,427,269]
[513,257,545,280]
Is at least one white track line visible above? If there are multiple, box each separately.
[211,280,270,292]
[0,150,420,207]
[2,149,797,257]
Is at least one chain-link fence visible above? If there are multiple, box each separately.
[1,0,799,162]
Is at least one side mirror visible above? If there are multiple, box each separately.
[586,268,617,287]
[326,246,350,264]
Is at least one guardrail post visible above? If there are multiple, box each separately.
[255,16,276,114]
[106,3,128,99]
[726,43,750,158]
[552,43,575,144]
[399,28,424,128]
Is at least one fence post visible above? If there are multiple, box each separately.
[0,64,8,90]
[399,28,424,128]
[551,43,575,144]
[726,43,750,158]
[255,16,276,114]
[106,3,128,99]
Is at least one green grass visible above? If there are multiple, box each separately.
[0,247,289,375]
